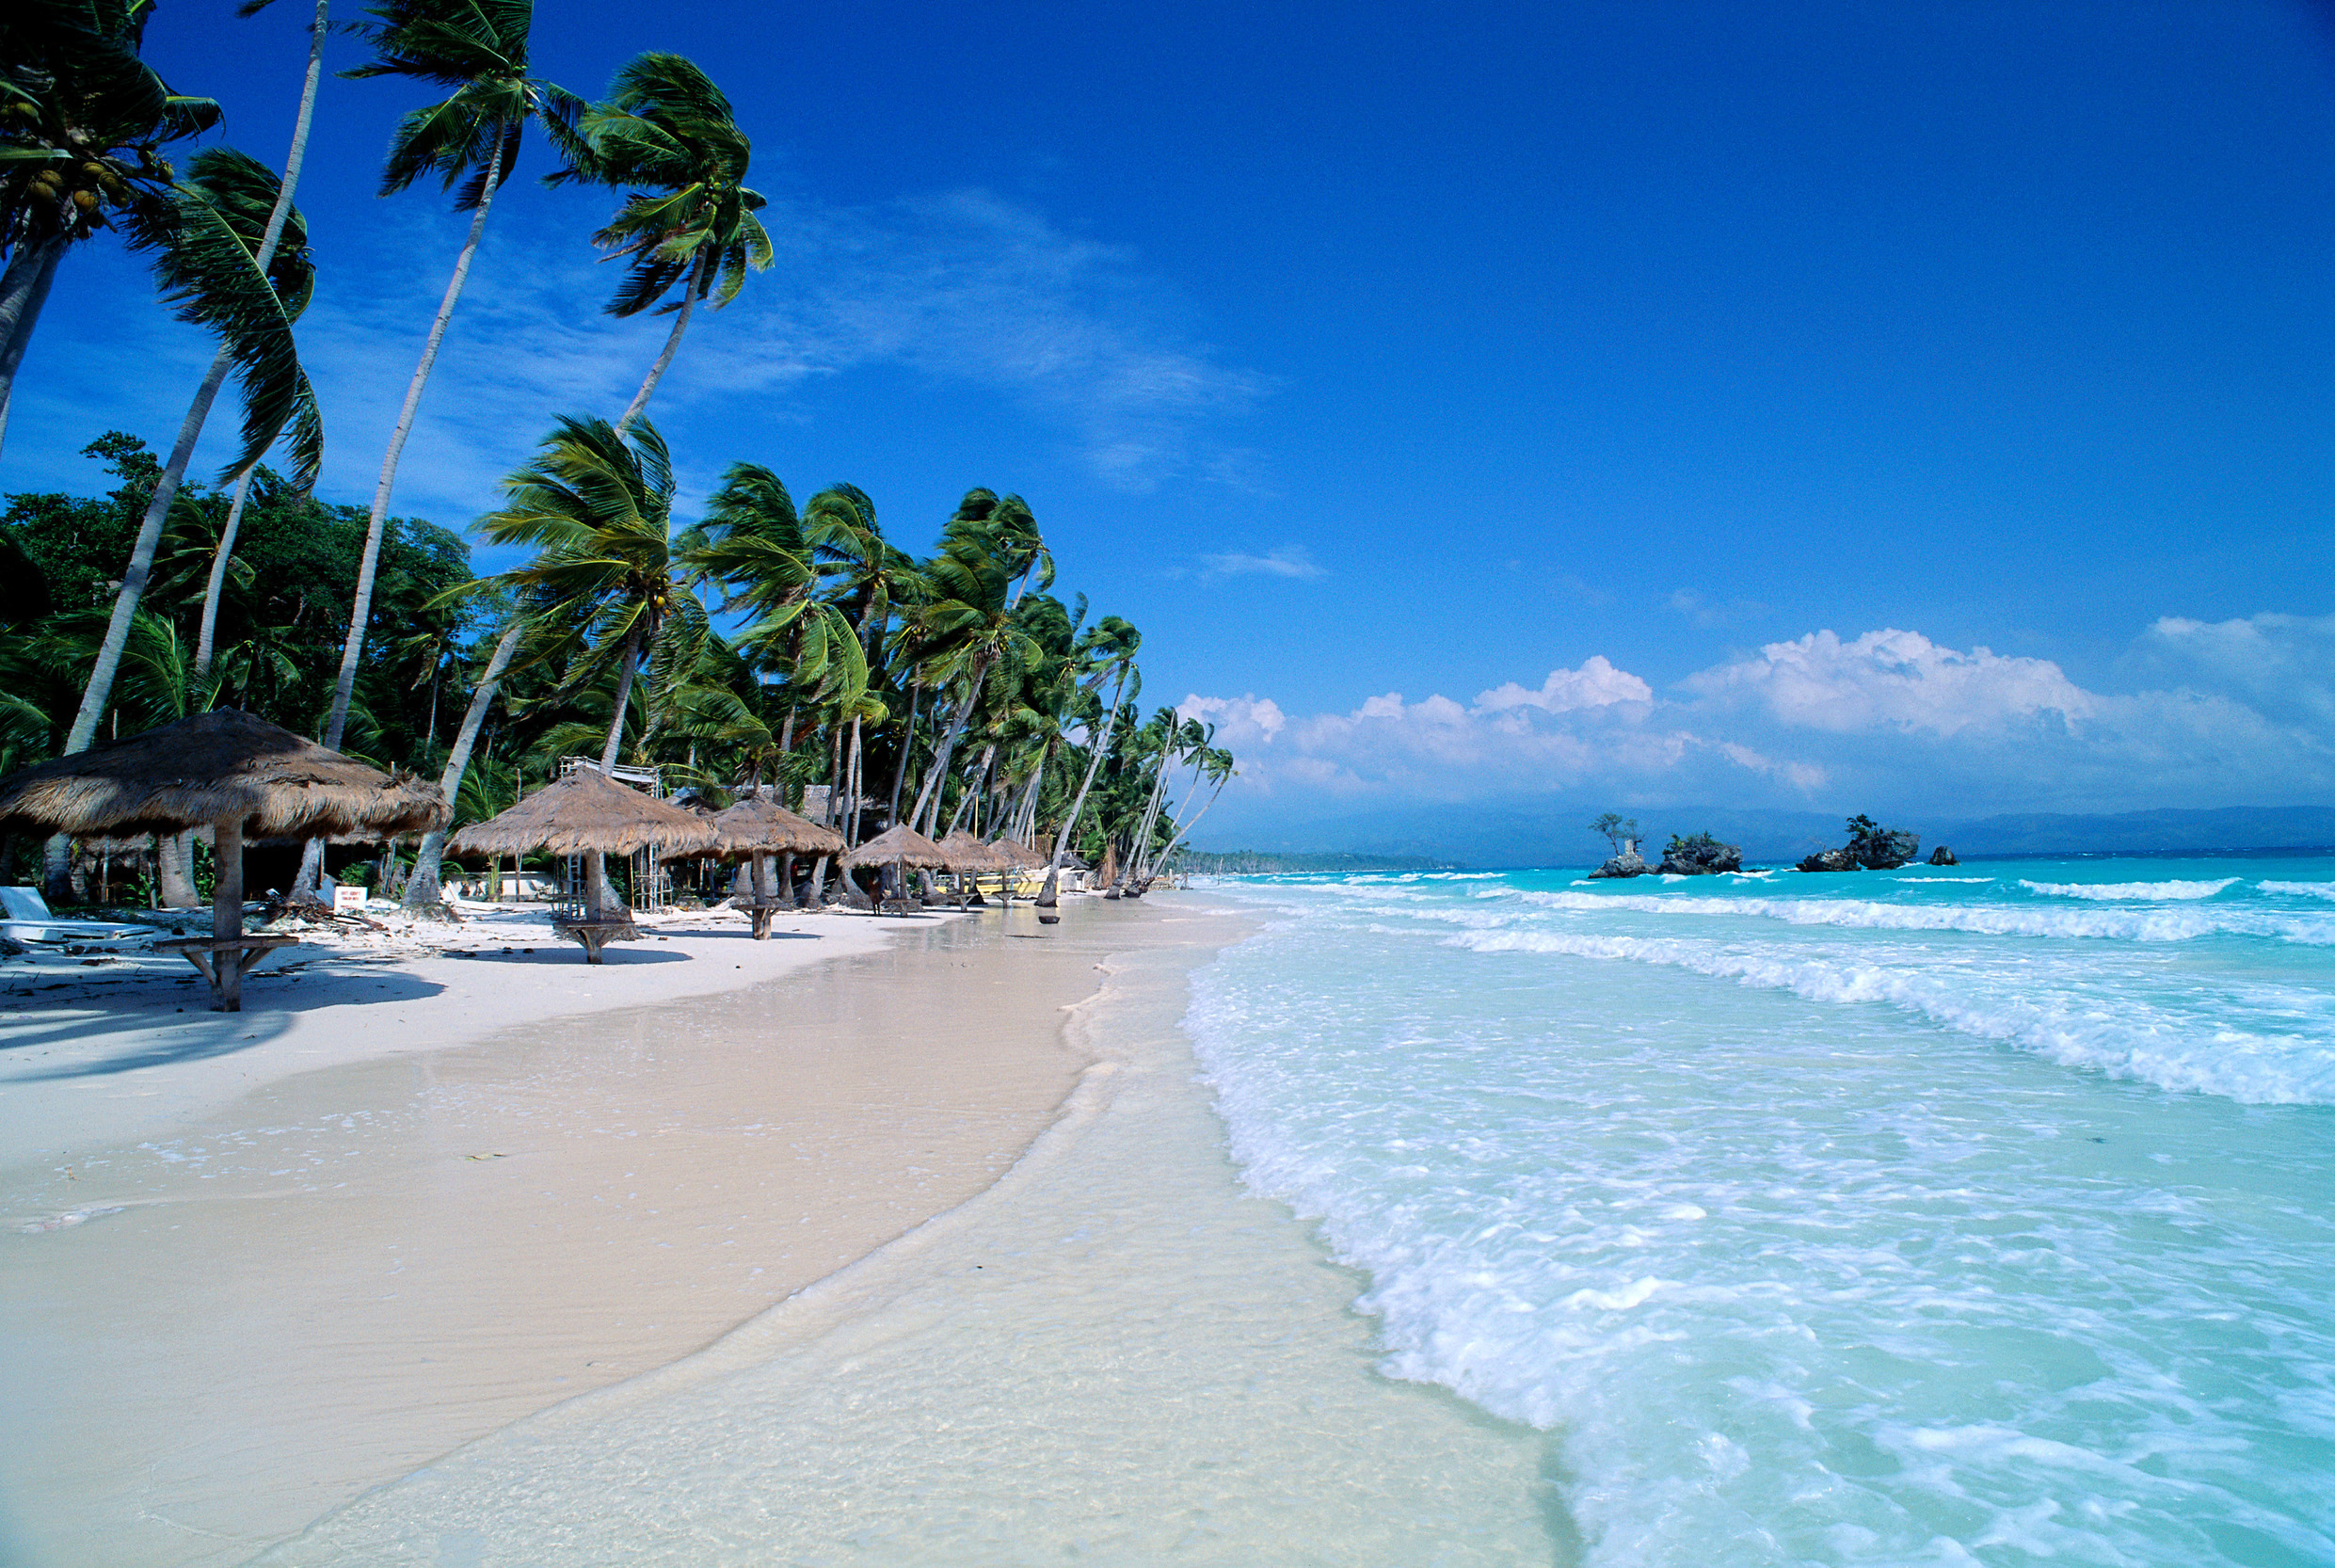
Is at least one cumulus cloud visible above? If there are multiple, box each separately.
[1681,628,2095,735]
[1476,655,1652,714]
[1181,617,2335,819]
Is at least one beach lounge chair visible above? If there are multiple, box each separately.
[0,887,160,952]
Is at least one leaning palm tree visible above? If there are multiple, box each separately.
[1044,614,1141,879]
[43,151,322,902]
[478,415,684,775]
[189,0,332,682]
[550,52,770,430]
[314,0,578,771]
[686,462,867,763]
[904,496,1045,837]
[0,0,223,451]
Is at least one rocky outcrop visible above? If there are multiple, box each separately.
[1797,818,1922,872]
[1927,845,1959,866]
[1856,830,1920,870]
[1656,833,1741,875]
[1589,850,1653,879]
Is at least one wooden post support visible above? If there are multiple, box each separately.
[215,815,245,1012]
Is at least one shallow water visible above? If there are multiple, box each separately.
[1189,859,2335,1565]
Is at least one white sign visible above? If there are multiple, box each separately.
[332,884,367,913]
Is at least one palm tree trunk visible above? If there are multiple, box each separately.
[599,625,643,772]
[59,344,239,764]
[616,250,707,432]
[402,617,523,912]
[1048,674,1127,872]
[322,123,508,758]
[193,467,258,679]
[843,717,863,847]
[945,744,996,836]
[1154,777,1229,866]
[887,684,919,828]
[0,235,66,460]
[1128,746,1175,884]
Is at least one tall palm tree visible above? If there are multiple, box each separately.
[44,151,321,902]
[904,494,1042,836]
[551,52,770,430]
[1044,615,1141,883]
[0,0,222,451]
[189,0,331,685]
[317,0,577,753]
[296,0,574,898]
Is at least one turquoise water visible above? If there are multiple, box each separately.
[1191,860,2335,1566]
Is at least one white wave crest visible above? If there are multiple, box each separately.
[1448,926,2335,1104]
[2018,877,2240,902]
[1516,888,2331,945]
[2261,880,2335,901]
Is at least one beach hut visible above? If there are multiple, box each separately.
[449,768,717,961]
[0,710,447,1010]
[711,794,843,937]
[838,824,951,914]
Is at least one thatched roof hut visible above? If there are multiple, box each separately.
[0,710,448,1011]
[710,795,844,856]
[988,838,1046,871]
[838,824,950,870]
[448,767,718,858]
[0,709,446,842]
[937,830,1006,873]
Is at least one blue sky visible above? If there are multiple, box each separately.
[8,1,2335,842]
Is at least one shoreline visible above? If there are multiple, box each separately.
[0,894,1204,1568]
[254,891,1560,1567]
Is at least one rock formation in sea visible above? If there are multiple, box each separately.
[1927,845,1959,866]
[1796,815,1920,872]
[1589,849,1653,878]
[1656,832,1742,875]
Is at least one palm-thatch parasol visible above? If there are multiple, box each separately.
[838,824,951,871]
[450,768,718,960]
[708,794,844,936]
[936,830,1005,874]
[0,710,448,1009]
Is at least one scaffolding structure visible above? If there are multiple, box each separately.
[553,758,674,919]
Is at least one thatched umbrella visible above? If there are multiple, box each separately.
[836,824,949,911]
[449,768,717,960]
[936,830,1005,874]
[0,710,448,1010]
[710,794,843,936]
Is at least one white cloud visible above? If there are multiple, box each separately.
[1178,693,1287,745]
[1681,628,2096,736]
[1476,655,1653,714]
[1196,545,1324,580]
[1181,616,2335,821]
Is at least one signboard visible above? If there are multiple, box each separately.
[332,884,367,913]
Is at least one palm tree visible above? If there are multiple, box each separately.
[0,0,223,451]
[477,416,682,775]
[43,150,320,902]
[316,0,578,767]
[1043,615,1140,877]
[189,0,331,681]
[904,494,1043,836]
[1152,744,1237,870]
[551,52,770,430]
[685,462,867,771]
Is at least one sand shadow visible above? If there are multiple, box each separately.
[443,947,694,965]
[0,970,444,1080]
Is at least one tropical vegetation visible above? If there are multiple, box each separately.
[0,1,1235,912]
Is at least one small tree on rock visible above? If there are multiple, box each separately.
[1590,811,1639,856]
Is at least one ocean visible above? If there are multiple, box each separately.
[1189,858,2335,1565]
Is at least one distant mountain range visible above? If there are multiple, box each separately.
[1194,803,2335,869]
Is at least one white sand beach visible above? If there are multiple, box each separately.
[0,897,1161,1565]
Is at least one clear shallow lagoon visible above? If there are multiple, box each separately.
[1192,859,2335,1566]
